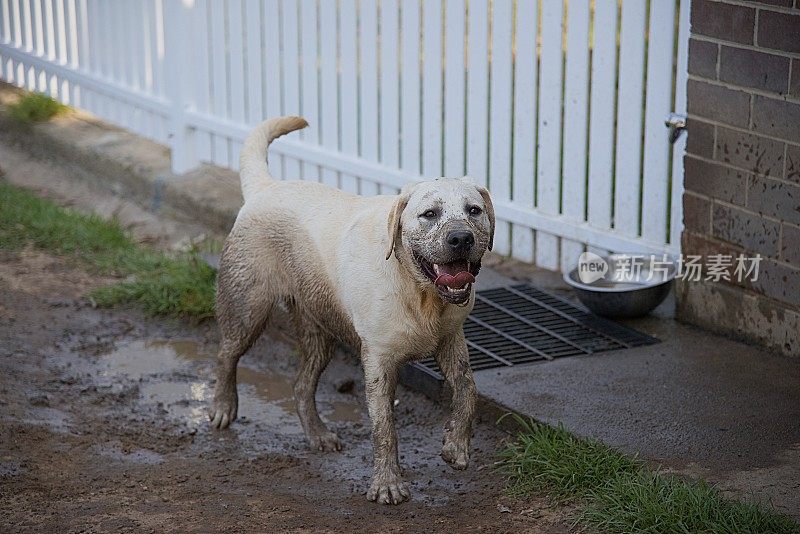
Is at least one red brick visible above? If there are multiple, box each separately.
[687,79,751,128]
[747,175,800,225]
[684,156,749,205]
[751,95,800,141]
[686,119,715,159]
[682,233,800,307]
[757,10,800,53]
[787,144,800,184]
[691,0,755,44]
[714,126,784,178]
[688,39,718,79]
[782,223,800,266]
[712,203,780,256]
[745,258,800,307]
[681,232,744,259]
[683,193,712,233]
[791,59,800,98]
[719,46,790,94]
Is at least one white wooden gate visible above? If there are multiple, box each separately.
[0,0,690,271]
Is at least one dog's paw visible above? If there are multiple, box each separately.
[441,438,469,470]
[208,393,238,429]
[307,430,343,452]
[366,473,410,505]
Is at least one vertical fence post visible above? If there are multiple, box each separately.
[163,0,196,174]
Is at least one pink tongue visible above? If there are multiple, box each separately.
[434,271,476,289]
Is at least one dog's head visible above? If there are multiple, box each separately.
[385,178,495,305]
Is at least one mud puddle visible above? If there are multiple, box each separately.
[97,339,365,432]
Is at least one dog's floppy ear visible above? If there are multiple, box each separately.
[476,185,495,251]
[385,193,410,260]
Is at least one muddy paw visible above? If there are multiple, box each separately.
[441,438,469,470]
[308,430,342,452]
[208,393,238,429]
[366,473,410,505]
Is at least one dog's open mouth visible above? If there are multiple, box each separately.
[415,254,481,303]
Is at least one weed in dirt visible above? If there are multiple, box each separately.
[0,181,216,320]
[498,415,799,534]
[8,92,68,122]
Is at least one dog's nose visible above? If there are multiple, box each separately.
[446,230,475,252]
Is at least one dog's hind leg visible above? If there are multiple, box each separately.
[209,334,255,429]
[209,243,274,429]
[293,315,341,452]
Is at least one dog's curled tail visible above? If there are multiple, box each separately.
[239,116,308,201]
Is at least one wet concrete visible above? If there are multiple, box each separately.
[472,275,800,517]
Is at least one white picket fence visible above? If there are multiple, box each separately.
[0,0,690,271]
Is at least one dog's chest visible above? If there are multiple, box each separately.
[370,302,468,361]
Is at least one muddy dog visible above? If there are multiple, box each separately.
[208,116,495,504]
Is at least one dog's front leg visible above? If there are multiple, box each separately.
[435,332,476,470]
[363,357,410,505]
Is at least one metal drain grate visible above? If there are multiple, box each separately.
[412,284,659,380]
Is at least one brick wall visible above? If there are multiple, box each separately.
[680,0,800,356]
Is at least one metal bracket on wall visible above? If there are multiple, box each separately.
[665,113,687,144]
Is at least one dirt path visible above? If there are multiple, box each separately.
[0,247,568,533]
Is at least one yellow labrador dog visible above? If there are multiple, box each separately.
[209,116,495,505]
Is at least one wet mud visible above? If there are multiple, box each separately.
[0,248,569,532]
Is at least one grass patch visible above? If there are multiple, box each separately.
[8,92,68,122]
[499,416,799,533]
[0,181,216,320]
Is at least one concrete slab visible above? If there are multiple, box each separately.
[474,316,800,516]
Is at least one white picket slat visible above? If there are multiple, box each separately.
[32,0,44,92]
[488,0,512,256]
[281,0,301,180]
[641,0,677,244]
[535,0,564,270]
[66,0,79,104]
[74,0,88,107]
[42,0,55,96]
[192,0,211,162]
[422,0,442,178]
[380,0,399,175]
[84,0,100,114]
[613,0,647,238]
[359,0,379,195]
[21,0,32,93]
[300,0,319,182]
[54,0,68,99]
[338,0,359,193]
[244,0,262,124]
[209,0,228,166]
[560,0,590,272]
[1,0,10,44]
[443,0,464,178]
[227,0,245,169]
[466,0,488,190]
[400,0,420,177]
[319,0,338,188]
[1,0,11,82]
[511,0,537,264]
[587,0,618,235]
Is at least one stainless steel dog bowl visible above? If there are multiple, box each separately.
[563,253,677,319]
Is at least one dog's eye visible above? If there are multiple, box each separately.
[468,206,482,216]
[420,210,438,219]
